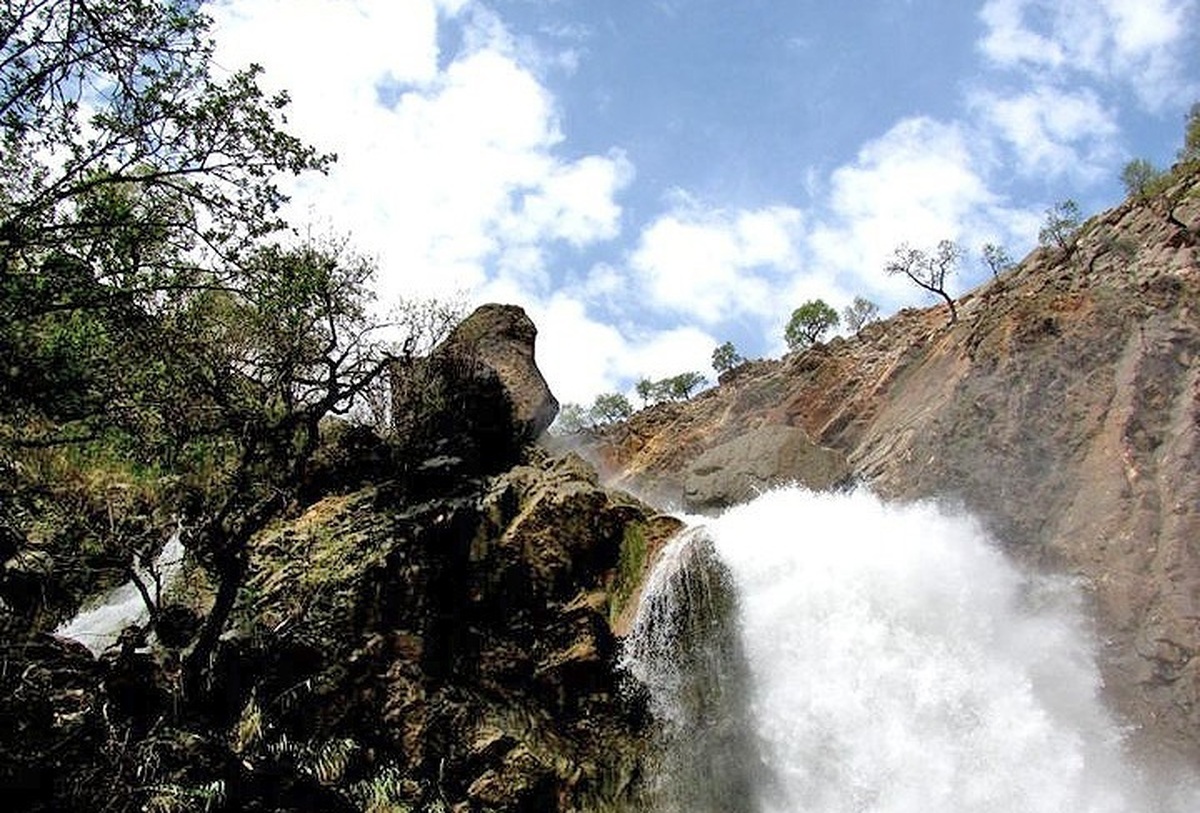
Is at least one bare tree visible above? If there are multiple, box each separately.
[885,240,961,324]
[980,243,1015,277]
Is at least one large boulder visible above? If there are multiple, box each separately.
[683,425,850,512]
[438,303,559,440]
[393,304,559,474]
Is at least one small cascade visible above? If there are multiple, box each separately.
[55,529,185,655]
[623,487,1200,813]
[622,527,766,813]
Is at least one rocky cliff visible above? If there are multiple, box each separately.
[2,305,682,812]
[585,166,1200,759]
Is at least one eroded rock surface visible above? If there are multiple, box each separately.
[208,448,676,811]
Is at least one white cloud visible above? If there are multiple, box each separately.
[520,295,715,405]
[806,118,1009,302]
[209,0,631,306]
[614,325,717,385]
[969,85,1119,179]
[978,0,1065,69]
[978,0,1197,109]
[630,205,804,324]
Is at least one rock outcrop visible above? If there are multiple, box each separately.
[683,425,849,512]
[436,303,560,441]
[204,448,677,812]
[392,304,558,470]
[585,166,1200,759]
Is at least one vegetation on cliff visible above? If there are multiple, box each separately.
[1,4,663,810]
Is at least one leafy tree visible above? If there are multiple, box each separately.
[1120,159,1165,199]
[167,239,405,689]
[665,371,706,400]
[842,297,879,333]
[0,0,330,277]
[980,243,1015,277]
[553,403,589,434]
[0,1,420,705]
[885,240,961,325]
[550,392,633,432]
[785,299,840,350]
[711,341,744,374]
[1180,101,1200,164]
[635,377,657,407]
[590,392,633,425]
[1038,199,1081,251]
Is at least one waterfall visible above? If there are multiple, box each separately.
[624,487,1199,813]
[55,529,185,655]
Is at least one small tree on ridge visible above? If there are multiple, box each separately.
[712,341,744,374]
[842,297,879,333]
[785,300,840,350]
[885,240,962,325]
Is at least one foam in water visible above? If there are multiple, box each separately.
[55,530,185,655]
[625,486,1199,813]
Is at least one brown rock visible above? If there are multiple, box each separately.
[683,424,849,511]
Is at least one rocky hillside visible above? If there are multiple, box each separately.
[584,166,1200,759]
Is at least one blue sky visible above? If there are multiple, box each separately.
[210,0,1200,406]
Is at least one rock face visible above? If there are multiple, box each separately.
[190,448,677,812]
[391,303,559,478]
[683,425,849,512]
[440,304,560,440]
[585,166,1200,758]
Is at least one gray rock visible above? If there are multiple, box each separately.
[683,425,849,512]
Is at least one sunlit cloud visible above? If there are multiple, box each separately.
[630,205,804,325]
[805,118,1018,302]
[978,0,1198,109]
[969,85,1119,180]
[210,0,631,307]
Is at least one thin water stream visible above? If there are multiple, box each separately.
[55,529,185,655]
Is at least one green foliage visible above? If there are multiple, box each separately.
[842,297,879,333]
[980,243,1015,277]
[144,780,227,813]
[711,341,744,374]
[784,299,840,350]
[666,371,706,400]
[590,392,634,425]
[1120,159,1167,199]
[0,0,330,275]
[884,240,961,324]
[1180,102,1200,164]
[350,764,412,813]
[636,372,708,405]
[552,391,633,433]
[552,403,590,434]
[1037,199,1082,250]
[634,378,656,407]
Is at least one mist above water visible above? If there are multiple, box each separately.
[625,487,1198,813]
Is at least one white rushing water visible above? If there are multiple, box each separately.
[625,487,1199,813]
[55,530,185,655]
